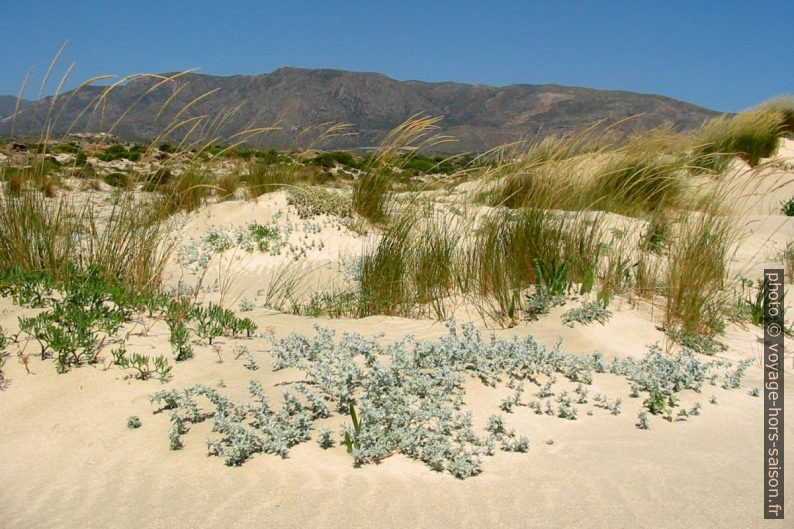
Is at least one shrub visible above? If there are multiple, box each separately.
[142,168,172,192]
[286,186,352,218]
[96,144,145,162]
[147,320,751,477]
[104,172,131,188]
[643,390,679,422]
[239,223,280,252]
[310,151,357,169]
[318,428,334,448]
[168,323,193,361]
[51,143,80,154]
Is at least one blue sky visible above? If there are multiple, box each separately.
[1,0,791,112]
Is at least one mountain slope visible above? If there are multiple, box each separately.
[0,95,29,121]
[0,68,722,152]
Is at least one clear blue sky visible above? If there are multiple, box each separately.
[1,0,791,112]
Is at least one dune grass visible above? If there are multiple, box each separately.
[470,208,605,324]
[760,96,794,135]
[352,115,451,223]
[586,131,688,215]
[80,193,172,290]
[245,157,298,197]
[0,185,170,292]
[692,106,786,172]
[0,189,71,274]
[153,167,214,216]
[215,171,240,201]
[358,212,415,315]
[663,212,736,339]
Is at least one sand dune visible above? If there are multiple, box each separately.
[2,141,794,529]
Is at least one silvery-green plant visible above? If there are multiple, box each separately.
[500,395,518,413]
[666,326,726,356]
[318,428,334,449]
[536,376,556,398]
[127,415,142,429]
[523,290,553,321]
[502,435,530,453]
[144,319,753,477]
[575,383,589,404]
[169,411,186,450]
[0,326,7,390]
[722,358,752,389]
[561,301,612,327]
[617,345,711,395]
[557,396,578,420]
[233,345,259,371]
[486,414,507,436]
[592,352,608,373]
[635,411,650,430]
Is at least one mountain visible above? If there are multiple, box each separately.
[0,95,29,121]
[0,67,722,152]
